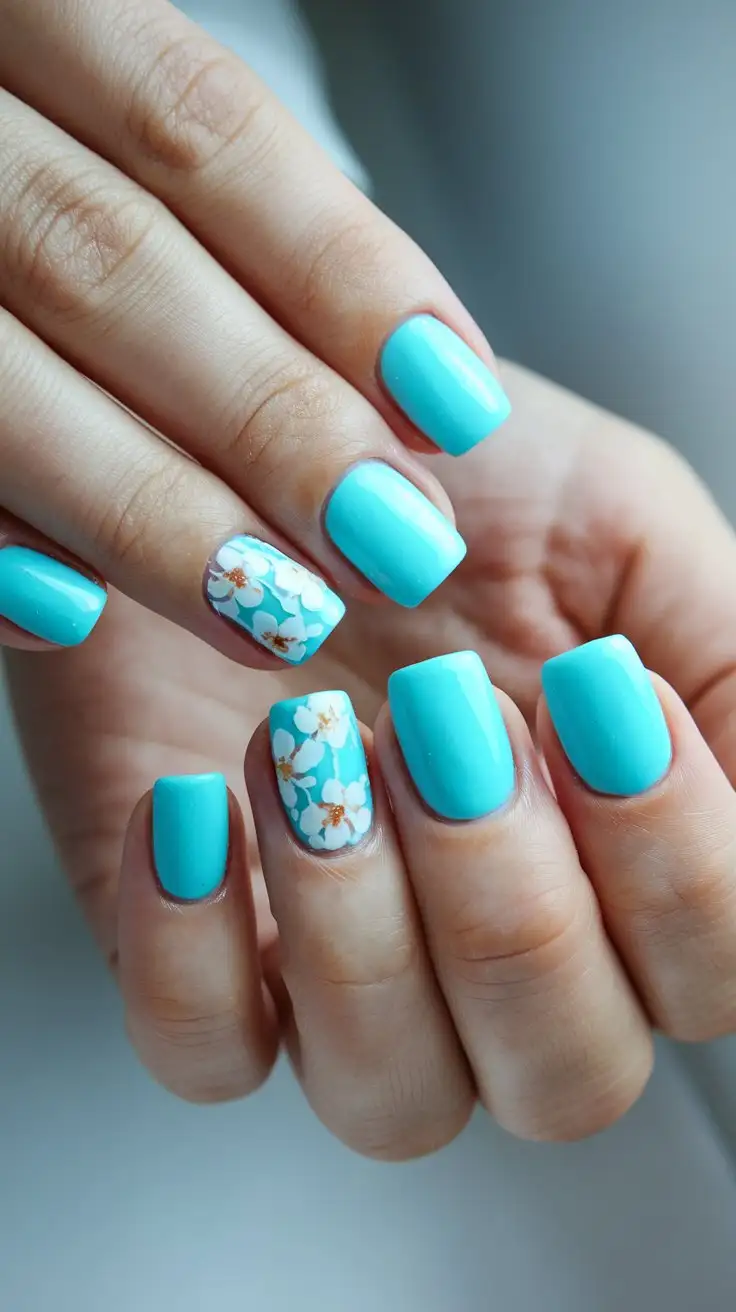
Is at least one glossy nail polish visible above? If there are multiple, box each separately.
[388,650,515,820]
[380,315,511,456]
[0,545,106,645]
[325,462,466,607]
[542,635,672,796]
[205,535,345,663]
[152,773,229,900]
[269,690,373,851]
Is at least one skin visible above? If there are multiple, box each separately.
[9,364,736,1156]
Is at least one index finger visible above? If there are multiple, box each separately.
[0,0,511,457]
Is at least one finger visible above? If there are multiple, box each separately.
[0,308,345,668]
[0,90,466,608]
[378,651,652,1142]
[245,694,474,1161]
[540,635,736,1041]
[0,511,106,650]
[0,0,511,457]
[118,773,278,1102]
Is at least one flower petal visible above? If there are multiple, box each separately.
[351,807,372,836]
[272,728,295,759]
[278,779,298,809]
[215,543,244,572]
[293,739,325,772]
[293,705,317,735]
[279,615,307,641]
[300,578,325,612]
[344,780,366,810]
[299,803,324,837]
[323,821,351,850]
[237,582,264,609]
[240,548,270,578]
[252,610,276,640]
[321,777,344,805]
[207,577,232,599]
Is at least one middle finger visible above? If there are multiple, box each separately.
[0,90,464,608]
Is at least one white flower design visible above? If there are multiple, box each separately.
[208,541,269,615]
[299,777,372,850]
[271,558,325,615]
[252,612,322,663]
[293,692,350,748]
[272,727,324,806]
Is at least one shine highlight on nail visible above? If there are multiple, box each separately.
[269,690,373,852]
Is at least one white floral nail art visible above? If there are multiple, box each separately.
[206,536,345,663]
[269,691,373,852]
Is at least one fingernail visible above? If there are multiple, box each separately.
[388,650,515,820]
[542,635,672,796]
[0,545,106,646]
[152,773,229,900]
[380,315,511,456]
[325,462,466,607]
[205,534,345,663]
[269,691,373,851]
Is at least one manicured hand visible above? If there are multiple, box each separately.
[10,365,736,1156]
[0,0,510,664]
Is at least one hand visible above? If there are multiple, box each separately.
[9,364,736,1157]
[0,0,510,662]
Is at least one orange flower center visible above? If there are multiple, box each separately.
[224,567,248,589]
[321,802,346,828]
[317,711,334,731]
[267,632,291,652]
[276,759,293,781]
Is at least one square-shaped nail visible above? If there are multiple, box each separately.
[0,545,106,645]
[269,691,373,851]
[205,535,345,663]
[324,462,466,607]
[388,650,515,820]
[541,635,672,796]
[380,315,511,456]
[152,773,229,901]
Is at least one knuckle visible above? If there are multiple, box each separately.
[87,454,195,573]
[447,882,591,999]
[5,157,157,321]
[125,29,275,175]
[294,210,392,319]
[221,358,341,498]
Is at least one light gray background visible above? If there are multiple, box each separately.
[3,2,736,1307]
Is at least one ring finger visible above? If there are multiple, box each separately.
[378,650,653,1142]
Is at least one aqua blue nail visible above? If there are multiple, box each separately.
[0,546,106,645]
[152,773,229,900]
[388,650,515,820]
[542,635,672,796]
[380,315,511,456]
[325,462,466,607]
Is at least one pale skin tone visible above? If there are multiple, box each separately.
[3,0,736,1159]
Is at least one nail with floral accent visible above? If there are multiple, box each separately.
[269,690,373,851]
[205,535,345,663]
